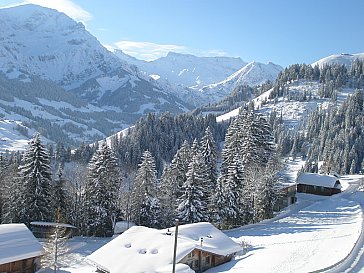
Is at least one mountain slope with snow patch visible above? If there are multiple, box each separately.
[312,53,364,68]
[199,61,283,103]
[0,4,193,149]
[113,50,247,89]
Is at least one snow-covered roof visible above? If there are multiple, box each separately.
[30,221,76,228]
[88,222,241,273]
[297,173,341,189]
[0,223,44,265]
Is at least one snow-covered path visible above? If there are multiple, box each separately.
[206,177,364,273]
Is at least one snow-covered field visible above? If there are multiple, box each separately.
[39,176,364,273]
[207,176,364,273]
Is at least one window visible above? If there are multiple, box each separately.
[194,260,199,268]
[205,256,211,265]
[188,251,195,258]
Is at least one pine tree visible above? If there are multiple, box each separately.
[84,141,121,237]
[169,140,191,199]
[210,176,225,227]
[1,161,22,223]
[159,165,177,227]
[200,126,218,216]
[0,155,7,221]
[18,133,53,225]
[131,150,160,227]
[253,162,280,222]
[140,194,161,228]
[53,164,69,222]
[217,109,277,227]
[176,153,207,224]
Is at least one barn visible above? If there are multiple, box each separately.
[296,172,342,196]
[88,222,241,273]
[0,223,44,273]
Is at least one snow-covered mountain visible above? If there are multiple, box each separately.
[0,4,193,150]
[113,50,247,88]
[312,53,364,68]
[0,4,124,88]
[198,61,283,103]
[113,50,283,106]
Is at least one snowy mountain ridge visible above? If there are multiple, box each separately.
[312,53,364,68]
[0,4,193,150]
[112,49,247,89]
[0,4,123,89]
[198,61,283,103]
[113,49,283,106]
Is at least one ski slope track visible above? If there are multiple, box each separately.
[206,176,364,273]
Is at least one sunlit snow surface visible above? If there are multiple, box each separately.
[36,177,364,273]
[206,176,364,273]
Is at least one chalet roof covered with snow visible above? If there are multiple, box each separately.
[88,222,241,273]
[0,223,44,265]
[297,173,341,189]
[30,221,76,228]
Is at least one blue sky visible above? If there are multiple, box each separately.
[1,0,363,67]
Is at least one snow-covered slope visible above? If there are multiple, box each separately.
[0,4,124,89]
[0,5,191,108]
[207,176,363,273]
[113,50,247,89]
[312,53,364,69]
[0,4,193,149]
[217,79,357,132]
[35,176,364,273]
[199,61,283,103]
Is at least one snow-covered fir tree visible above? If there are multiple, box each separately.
[210,176,225,226]
[84,141,121,237]
[200,126,218,187]
[18,133,53,225]
[253,160,281,222]
[131,150,160,227]
[1,160,22,223]
[217,109,277,227]
[200,126,218,217]
[176,152,208,224]
[53,164,70,222]
[169,140,191,199]
[159,165,177,227]
[139,193,161,228]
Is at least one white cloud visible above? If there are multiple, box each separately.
[114,41,187,61]
[113,40,229,61]
[0,0,92,22]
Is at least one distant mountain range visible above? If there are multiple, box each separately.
[2,4,360,151]
[113,49,247,88]
[112,50,283,105]
[0,4,192,148]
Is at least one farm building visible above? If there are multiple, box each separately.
[0,223,44,273]
[274,184,297,211]
[88,222,241,273]
[296,172,342,196]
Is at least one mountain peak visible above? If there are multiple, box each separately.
[312,53,364,68]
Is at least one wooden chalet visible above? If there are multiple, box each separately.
[88,222,241,273]
[0,223,44,273]
[296,172,342,196]
[274,184,297,211]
